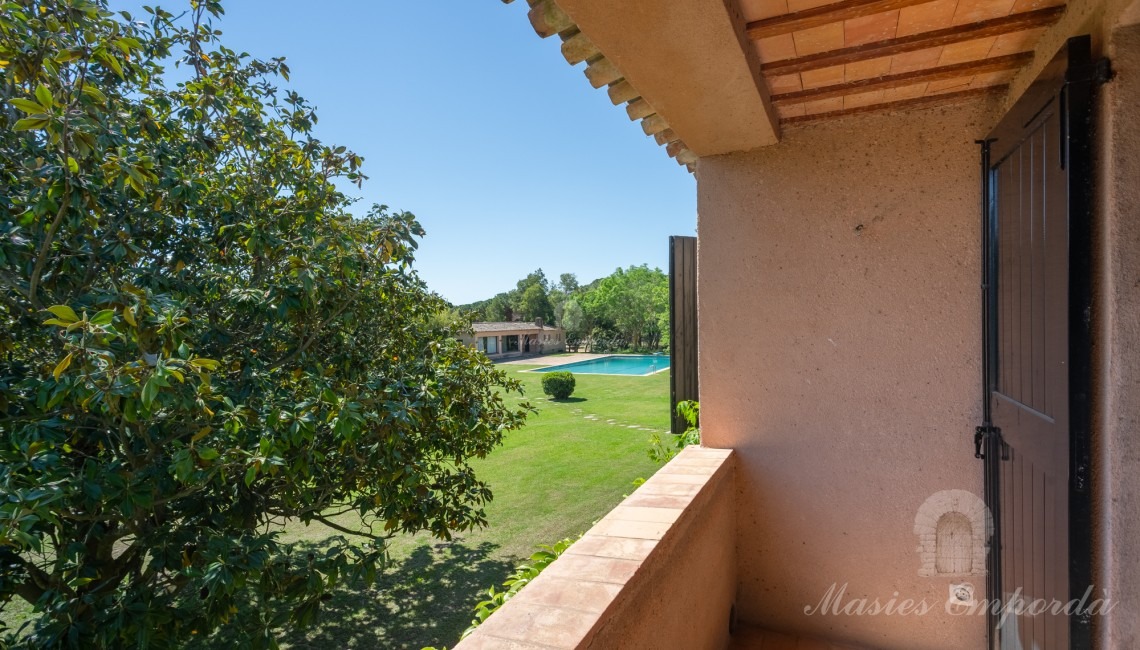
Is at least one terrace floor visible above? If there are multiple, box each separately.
[730,625,873,650]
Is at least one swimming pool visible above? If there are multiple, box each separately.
[534,355,670,376]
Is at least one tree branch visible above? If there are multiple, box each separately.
[27,194,71,310]
[9,556,58,606]
[267,301,350,370]
[310,514,376,540]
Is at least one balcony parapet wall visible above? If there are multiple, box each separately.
[455,446,736,650]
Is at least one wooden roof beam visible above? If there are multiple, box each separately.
[782,86,1006,124]
[606,79,639,105]
[641,113,670,136]
[626,98,656,120]
[762,6,1064,75]
[528,0,575,38]
[561,31,600,65]
[771,52,1033,104]
[747,0,941,39]
[654,128,681,145]
[676,149,698,164]
[584,57,622,88]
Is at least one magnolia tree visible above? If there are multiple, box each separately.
[0,1,528,647]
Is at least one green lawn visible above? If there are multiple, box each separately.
[1,364,668,649]
[274,364,667,649]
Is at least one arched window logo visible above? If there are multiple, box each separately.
[914,489,990,578]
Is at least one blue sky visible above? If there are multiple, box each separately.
[113,1,697,304]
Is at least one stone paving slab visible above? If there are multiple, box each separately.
[496,352,608,367]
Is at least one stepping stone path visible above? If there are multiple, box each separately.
[565,405,668,433]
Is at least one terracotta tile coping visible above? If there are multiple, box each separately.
[454,446,735,650]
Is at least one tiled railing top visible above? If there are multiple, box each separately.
[454,446,734,650]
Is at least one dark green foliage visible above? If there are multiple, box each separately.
[541,372,576,400]
[0,2,528,647]
[459,265,668,351]
[649,401,700,464]
[579,265,668,351]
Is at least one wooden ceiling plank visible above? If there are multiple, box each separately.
[746,0,935,39]
[761,6,1063,74]
[782,85,1005,123]
[771,51,1031,103]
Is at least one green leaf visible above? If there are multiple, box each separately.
[34,84,52,107]
[46,305,79,323]
[172,450,194,482]
[67,156,79,173]
[123,399,138,423]
[197,448,219,461]
[244,465,258,487]
[13,117,49,131]
[141,376,159,407]
[8,98,44,114]
[54,49,82,64]
[89,309,115,325]
[190,358,220,371]
[53,353,73,380]
[103,53,124,78]
[80,84,107,104]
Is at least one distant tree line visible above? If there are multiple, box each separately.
[457,266,669,352]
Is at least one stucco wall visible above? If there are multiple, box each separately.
[1096,20,1140,650]
[696,100,995,649]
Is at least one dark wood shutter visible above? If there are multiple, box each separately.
[669,236,699,434]
[980,35,1104,650]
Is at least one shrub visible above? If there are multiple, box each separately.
[649,400,700,463]
[542,372,576,399]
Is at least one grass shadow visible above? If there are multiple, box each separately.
[278,541,513,650]
[193,540,513,650]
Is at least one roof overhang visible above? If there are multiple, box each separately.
[513,0,1099,163]
[549,0,783,155]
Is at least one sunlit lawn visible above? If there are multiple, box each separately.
[263,363,668,649]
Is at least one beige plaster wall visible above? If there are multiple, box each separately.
[696,100,996,649]
[1095,20,1140,650]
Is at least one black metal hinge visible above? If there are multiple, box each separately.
[975,425,1001,459]
[1066,58,1114,85]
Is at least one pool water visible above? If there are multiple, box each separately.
[534,355,670,376]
